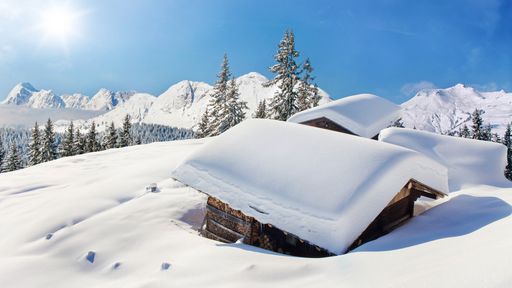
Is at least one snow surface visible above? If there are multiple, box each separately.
[402,83,512,135]
[379,127,510,191]
[171,119,448,254]
[0,137,511,287]
[288,93,401,138]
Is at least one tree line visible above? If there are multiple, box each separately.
[0,115,194,173]
[196,30,320,138]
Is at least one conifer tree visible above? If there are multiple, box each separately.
[207,54,232,136]
[28,122,42,166]
[105,122,118,149]
[253,99,267,119]
[264,30,301,121]
[119,115,132,147]
[504,123,512,181]
[0,136,5,173]
[458,124,471,138]
[86,121,99,152]
[74,128,85,155]
[217,78,248,133]
[296,58,319,111]
[471,109,484,140]
[482,124,493,141]
[5,142,22,172]
[41,118,57,162]
[60,121,75,157]
[196,108,211,139]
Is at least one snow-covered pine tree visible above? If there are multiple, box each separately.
[5,142,22,172]
[458,124,471,138]
[207,54,232,136]
[253,99,267,119]
[105,121,118,149]
[296,58,319,111]
[60,121,75,157]
[28,122,42,166]
[196,108,211,139]
[0,135,5,173]
[119,115,132,147]
[74,127,85,155]
[41,118,57,162]
[471,109,484,140]
[482,124,493,141]
[503,123,512,181]
[264,30,301,121]
[86,121,99,152]
[217,78,248,133]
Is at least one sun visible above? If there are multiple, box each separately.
[38,5,83,45]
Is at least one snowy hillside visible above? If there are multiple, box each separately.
[0,139,511,287]
[402,84,512,135]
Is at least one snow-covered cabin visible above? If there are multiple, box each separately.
[287,94,401,139]
[379,127,509,191]
[171,120,448,256]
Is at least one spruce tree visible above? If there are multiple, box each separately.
[28,122,42,166]
[0,136,5,173]
[74,128,85,155]
[60,121,75,157]
[296,58,319,111]
[207,54,232,136]
[86,121,99,152]
[504,123,512,181]
[264,30,301,121]
[41,118,57,162]
[217,78,248,133]
[471,109,484,140]
[253,99,267,119]
[5,142,22,172]
[458,124,471,138]
[119,115,132,147]
[196,108,211,139]
[482,124,492,141]
[105,122,118,149]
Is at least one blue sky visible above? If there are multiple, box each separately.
[0,0,510,103]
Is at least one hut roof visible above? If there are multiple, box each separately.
[287,94,401,138]
[379,127,509,191]
[171,119,448,254]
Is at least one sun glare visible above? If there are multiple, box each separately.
[39,5,82,45]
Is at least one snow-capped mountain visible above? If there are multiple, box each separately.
[140,72,330,129]
[91,93,157,127]
[1,83,135,111]
[401,84,512,135]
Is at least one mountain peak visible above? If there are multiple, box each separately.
[237,72,268,82]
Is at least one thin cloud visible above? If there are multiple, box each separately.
[400,81,437,97]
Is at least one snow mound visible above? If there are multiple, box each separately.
[379,128,510,190]
[171,119,448,254]
[288,94,401,138]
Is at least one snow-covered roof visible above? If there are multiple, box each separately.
[287,94,401,138]
[171,119,448,254]
[379,128,509,191]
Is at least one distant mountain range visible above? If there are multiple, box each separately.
[401,83,512,135]
[2,75,511,136]
[0,72,331,131]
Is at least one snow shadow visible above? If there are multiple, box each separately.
[355,195,512,252]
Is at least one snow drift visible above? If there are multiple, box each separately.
[288,93,401,138]
[379,128,510,190]
[171,119,448,254]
